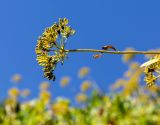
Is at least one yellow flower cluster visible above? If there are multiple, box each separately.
[39,91,51,104]
[35,18,75,80]
[52,99,69,115]
[141,55,160,87]
[39,81,51,104]
[112,62,142,96]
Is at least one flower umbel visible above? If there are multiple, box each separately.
[141,55,160,87]
[35,18,75,81]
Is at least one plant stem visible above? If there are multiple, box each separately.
[64,49,160,54]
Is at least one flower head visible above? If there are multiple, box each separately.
[141,55,160,87]
[35,18,75,81]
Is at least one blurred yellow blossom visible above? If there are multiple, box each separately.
[124,71,132,78]
[5,98,16,104]
[124,62,140,78]
[145,85,160,93]
[76,93,87,103]
[122,47,135,62]
[11,74,22,83]
[60,76,71,87]
[123,69,142,96]
[8,87,20,98]
[52,100,69,115]
[39,81,50,91]
[39,91,51,104]
[80,80,91,92]
[111,79,126,90]
[78,67,90,78]
[112,63,142,96]
[21,102,32,111]
[123,78,139,96]
[21,89,30,97]
[5,98,18,115]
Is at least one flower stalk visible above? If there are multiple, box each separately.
[64,49,160,54]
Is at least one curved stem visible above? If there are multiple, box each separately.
[64,49,160,54]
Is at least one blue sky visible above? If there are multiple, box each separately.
[0,0,160,103]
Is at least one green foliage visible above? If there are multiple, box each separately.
[2,63,160,124]
[0,89,160,125]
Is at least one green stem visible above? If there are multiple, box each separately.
[64,49,160,54]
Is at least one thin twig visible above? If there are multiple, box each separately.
[64,49,160,54]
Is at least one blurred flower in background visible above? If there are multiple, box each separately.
[8,87,20,98]
[11,74,22,83]
[80,80,91,92]
[78,67,90,78]
[39,81,50,91]
[52,98,70,115]
[76,93,87,103]
[21,89,30,98]
[39,91,51,104]
[60,76,71,87]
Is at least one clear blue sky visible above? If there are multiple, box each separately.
[0,0,160,103]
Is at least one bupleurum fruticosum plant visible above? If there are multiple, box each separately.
[35,18,160,86]
[35,18,75,80]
